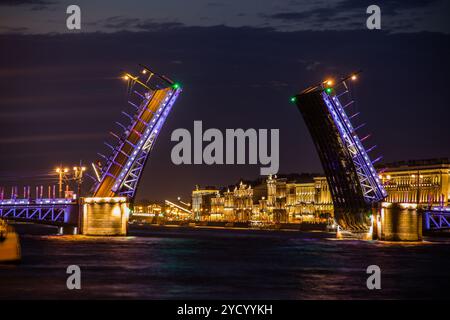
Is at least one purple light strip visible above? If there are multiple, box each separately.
[111,88,182,193]
[323,91,387,200]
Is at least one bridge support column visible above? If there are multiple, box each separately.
[80,197,129,236]
[373,203,422,241]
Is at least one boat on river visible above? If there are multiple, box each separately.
[0,219,21,263]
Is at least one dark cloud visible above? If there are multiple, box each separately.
[0,0,55,10]
[135,21,184,32]
[0,25,28,32]
[88,16,184,32]
[270,0,441,21]
[264,0,448,32]
[336,0,440,16]
[267,11,310,22]
[103,16,140,29]
[0,0,448,34]
[0,0,54,5]
[263,7,361,31]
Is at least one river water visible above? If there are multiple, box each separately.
[1,224,449,299]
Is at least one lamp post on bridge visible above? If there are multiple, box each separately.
[55,167,69,198]
[73,163,86,198]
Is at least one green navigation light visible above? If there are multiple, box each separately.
[172,82,181,89]
[290,96,297,103]
[325,87,333,94]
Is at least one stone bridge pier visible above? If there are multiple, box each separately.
[79,197,130,236]
[372,203,422,241]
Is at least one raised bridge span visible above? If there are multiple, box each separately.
[293,74,386,234]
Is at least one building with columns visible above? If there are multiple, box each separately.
[379,159,449,206]
[192,186,219,221]
[205,175,334,223]
[194,158,450,223]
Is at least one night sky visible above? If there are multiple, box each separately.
[0,0,449,202]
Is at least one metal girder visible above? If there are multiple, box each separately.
[295,79,386,231]
[324,91,386,204]
[92,68,182,200]
[114,88,182,199]
[0,205,70,224]
[425,210,450,230]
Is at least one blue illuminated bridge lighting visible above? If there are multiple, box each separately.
[293,73,386,231]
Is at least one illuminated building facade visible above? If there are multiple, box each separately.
[379,159,449,206]
[131,202,192,223]
[285,177,333,223]
[205,175,334,223]
[192,187,220,220]
[134,203,163,215]
[195,159,450,223]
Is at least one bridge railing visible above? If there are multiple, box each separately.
[0,198,74,205]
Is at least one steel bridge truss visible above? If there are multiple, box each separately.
[323,83,386,203]
[294,76,387,231]
[115,90,181,198]
[425,209,450,230]
[93,66,182,200]
[0,204,74,225]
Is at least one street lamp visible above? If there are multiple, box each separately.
[55,167,69,198]
[121,72,151,90]
[73,164,87,198]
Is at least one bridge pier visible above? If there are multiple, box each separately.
[373,203,422,241]
[80,197,129,236]
[336,204,423,241]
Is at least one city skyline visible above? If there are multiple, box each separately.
[132,158,449,224]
